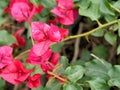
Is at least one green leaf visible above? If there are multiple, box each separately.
[108,78,120,88]
[46,81,62,90]
[108,65,120,88]
[0,0,9,8]
[40,0,56,9]
[104,15,117,22]
[79,2,101,20]
[71,60,86,66]
[80,49,91,61]
[64,65,86,83]
[35,8,49,22]
[73,0,80,2]
[50,42,64,53]
[91,29,104,37]
[118,20,120,37]
[104,31,117,46]
[85,59,112,80]
[34,65,44,75]
[117,45,120,55]
[30,0,40,6]
[78,0,90,9]
[90,0,114,15]
[60,56,69,69]
[78,0,115,20]
[0,30,16,46]
[25,63,34,70]
[59,56,69,74]
[113,24,119,31]
[108,65,120,79]
[0,16,6,25]
[32,86,44,90]
[25,38,32,49]
[26,64,44,76]
[63,84,82,90]
[113,0,120,9]
[92,45,108,59]
[99,1,114,16]
[0,79,5,90]
[87,78,110,90]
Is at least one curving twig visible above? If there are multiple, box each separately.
[71,23,83,63]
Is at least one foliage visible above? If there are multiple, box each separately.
[1,0,120,90]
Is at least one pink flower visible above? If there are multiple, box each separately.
[50,53,60,65]
[48,24,61,42]
[51,0,75,25]
[32,22,50,42]
[0,46,13,69]
[12,29,26,48]
[0,60,32,84]
[5,0,43,22]
[48,24,69,42]
[26,41,52,65]
[32,22,69,42]
[27,74,41,88]
[41,53,60,73]
[59,28,69,40]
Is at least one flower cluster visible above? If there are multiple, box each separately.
[1,0,77,89]
[5,0,43,22]
[51,0,77,25]
[0,46,33,87]
[11,29,26,48]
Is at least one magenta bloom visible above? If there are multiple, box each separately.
[41,53,60,73]
[51,0,75,25]
[47,24,61,42]
[31,22,50,42]
[0,60,32,84]
[32,22,69,42]
[48,24,69,42]
[5,0,43,22]
[0,46,13,69]
[12,29,26,48]
[26,41,52,65]
[27,74,41,88]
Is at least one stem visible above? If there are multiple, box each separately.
[96,20,102,26]
[109,3,120,14]
[47,71,69,83]
[91,53,109,70]
[28,23,35,45]
[77,83,89,87]
[62,19,119,41]
[14,49,30,59]
[53,64,63,73]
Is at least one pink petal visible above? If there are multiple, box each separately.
[59,28,69,40]
[32,22,50,42]
[6,0,43,22]
[26,48,52,65]
[0,60,32,84]
[0,46,13,69]
[32,41,51,56]
[51,7,65,18]
[12,29,26,47]
[11,2,30,22]
[57,0,74,9]
[26,41,52,65]
[29,4,43,20]
[48,24,61,42]
[59,10,74,25]
[50,53,60,65]
[27,74,41,88]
